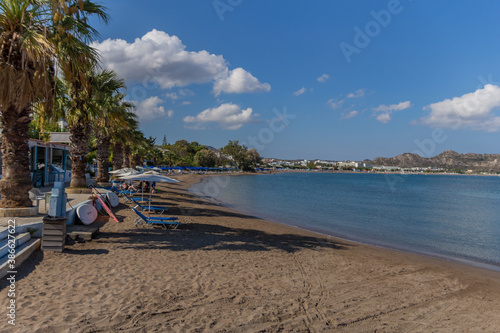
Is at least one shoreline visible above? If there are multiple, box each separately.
[188,172,500,274]
[2,173,500,331]
[181,172,500,285]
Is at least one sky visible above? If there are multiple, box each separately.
[89,0,500,160]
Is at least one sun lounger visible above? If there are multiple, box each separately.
[110,185,137,195]
[121,192,151,204]
[129,197,168,215]
[131,207,181,229]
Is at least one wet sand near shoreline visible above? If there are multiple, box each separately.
[2,173,500,332]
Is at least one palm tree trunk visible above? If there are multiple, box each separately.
[68,121,90,188]
[0,104,33,207]
[134,154,142,167]
[129,152,135,168]
[112,142,123,170]
[96,135,110,182]
[123,145,130,168]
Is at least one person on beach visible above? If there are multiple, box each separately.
[122,182,138,192]
[138,181,149,192]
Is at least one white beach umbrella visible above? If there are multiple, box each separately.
[119,173,179,214]
[141,170,161,175]
[120,173,178,183]
[119,170,140,177]
[109,167,134,174]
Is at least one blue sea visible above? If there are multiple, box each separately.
[190,172,500,271]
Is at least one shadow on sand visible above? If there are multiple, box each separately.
[95,222,351,254]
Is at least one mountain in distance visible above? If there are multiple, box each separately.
[365,150,500,172]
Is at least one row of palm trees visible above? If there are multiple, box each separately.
[0,1,144,208]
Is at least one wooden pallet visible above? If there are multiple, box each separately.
[41,217,67,252]
[67,220,106,241]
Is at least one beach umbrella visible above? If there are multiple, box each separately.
[110,168,139,176]
[110,167,131,174]
[119,173,179,215]
[141,170,161,175]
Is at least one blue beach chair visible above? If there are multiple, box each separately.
[121,192,150,204]
[111,185,137,196]
[131,207,181,229]
[130,197,168,215]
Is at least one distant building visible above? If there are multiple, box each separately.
[337,161,371,168]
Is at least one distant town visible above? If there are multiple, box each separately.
[260,157,499,175]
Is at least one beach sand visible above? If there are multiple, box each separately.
[2,173,500,332]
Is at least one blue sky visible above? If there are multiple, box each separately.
[90,1,500,160]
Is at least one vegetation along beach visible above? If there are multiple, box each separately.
[2,1,500,332]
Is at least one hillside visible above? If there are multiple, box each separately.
[366,150,500,172]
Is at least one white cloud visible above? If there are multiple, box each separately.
[93,30,269,95]
[419,84,500,132]
[182,101,192,105]
[179,88,194,97]
[183,103,256,130]
[294,87,307,96]
[166,110,174,118]
[375,113,392,123]
[212,68,271,96]
[373,101,411,123]
[373,101,411,112]
[165,92,179,100]
[132,96,167,121]
[317,74,329,83]
[347,89,365,98]
[327,98,344,110]
[341,110,359,119]
[165,89,194,102]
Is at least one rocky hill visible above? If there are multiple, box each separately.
[366,150,500,172]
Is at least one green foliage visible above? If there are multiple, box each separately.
[194,149,217,167]
[306,161,316,169]
[222,140,261,171]
[29,114,63,141]
[86,149,97,164]
[158,140,207,166]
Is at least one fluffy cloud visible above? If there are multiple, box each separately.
[317,74,329,82]
[419,84,500,132]
[132,96,167,121]
[165,92,179,101]
[327,98,344,110]
[212,68,271,96]
[341,110,359,119]
[165,89,194,101]
[373,101,411,123]
[347,89,365,98]
[93,30,270,95]
[375,113,391,123]
[183,103,256,130]
[294,87,307,96]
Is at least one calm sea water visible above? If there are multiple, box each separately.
[190,172,500,270]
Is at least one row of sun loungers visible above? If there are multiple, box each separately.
[105,185,181,229]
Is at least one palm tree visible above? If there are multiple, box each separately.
[125,129,145,168]
[0,0,55,207]
[111,111,139,170]
[95,102,136,182]
[111,141,124,170]
[92,70,135,182]
[51,0,109,188]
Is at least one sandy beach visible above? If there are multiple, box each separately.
[2,173,500,332]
